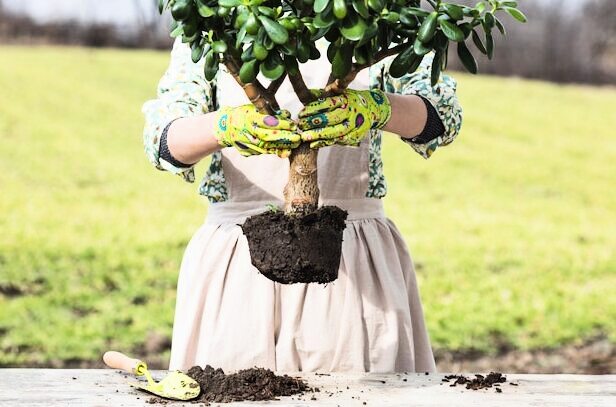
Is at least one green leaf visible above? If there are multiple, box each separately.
[239,59,259,83]
[171,0,192,21]
[408,52,424,74]
[494,16,506,35]
[284,55,299,75]
[367,0,385,13]
[431,50,442,86]
[309,45,321,60]
[296,38,311,62]
[413,37,431,56]
[485,30,494,59]
[332,44,353,78]
[418,12,438,43]
[503,7,527,23]
[471,29,487,55]
[257,6,276,18]
[235,26,247,49]
[484,12,495,29]
[258,16,289,44]
[354,45,370,65]
[389,44,414,78]
[196,0,215,17]
[191,42,204,63]
[212,41,228,53]
[352,0,370,19]
[327,42,337,63]
[385,12,400,24]
[457,41,477,74]
[400,10,418,28]
[241,44,254,62]
[333,0,348,20]
[170,23,183,38]
[313,5,335,28]
[244,14,260,35]
[439,20,464,42]
[404,7,429,17]
[314,0,330,13]
[442,4,464,21]
[204,51,219,81]
[260,53,285,80]
[340,14,367,41]
[357,21,378,47]
[219,0,241,7]
[253,43,268,60]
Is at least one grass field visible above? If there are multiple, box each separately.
[0,46,614,367]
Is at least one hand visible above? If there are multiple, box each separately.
[214,105,300,158]
[298,89,391,148]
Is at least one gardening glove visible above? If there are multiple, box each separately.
[298,89,392,148]
[214,105,300,158]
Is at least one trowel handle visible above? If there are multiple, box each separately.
[103,351,147,376]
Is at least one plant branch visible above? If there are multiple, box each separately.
[288,70,316,105]
[223,55,279,114]
[323,42,408,96]
[267,72,287,94]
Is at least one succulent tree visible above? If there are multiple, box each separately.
[159,0,526,215]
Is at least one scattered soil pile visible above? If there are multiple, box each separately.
[183,365,310,404]
[242,206,348,284]
[442,372,512,393]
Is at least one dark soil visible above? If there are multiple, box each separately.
[182,365,310,404]
[435,336,615,374]
[242,206,348,284]
[441,372,509,393]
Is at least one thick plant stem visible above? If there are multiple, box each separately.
[286,71,321,215]
[283,143,319,214]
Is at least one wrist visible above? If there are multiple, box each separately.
[213,107,232,147]
[368,89,392,129]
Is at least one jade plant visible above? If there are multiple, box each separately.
[159,0,525,214]
[158,0,526,283]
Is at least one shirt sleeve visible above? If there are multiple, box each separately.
[373,52,463,159]
[141,37,215,183]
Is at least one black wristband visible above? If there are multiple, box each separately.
[159,119,193,168]
[407,96,446,144]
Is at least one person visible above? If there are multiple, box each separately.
[142,37,462,373]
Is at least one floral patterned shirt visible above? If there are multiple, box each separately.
[142,39,463,202]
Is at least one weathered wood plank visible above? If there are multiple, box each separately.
[0,369,614,406]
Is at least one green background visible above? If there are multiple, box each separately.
[0,46,614,367]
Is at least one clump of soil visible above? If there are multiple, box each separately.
[242,206,348,284]
[442,372,509,392]
[183,365,310,404]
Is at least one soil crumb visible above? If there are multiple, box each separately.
[442,372,508,392]
[242,206,348,284]
[180,365,310,404]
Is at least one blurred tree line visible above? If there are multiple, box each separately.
[0,0,614,85]
[0,0,173,49]
[447,0,616,84]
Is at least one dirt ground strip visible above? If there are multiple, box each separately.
[8,335,614,374]
[435,337,615,374]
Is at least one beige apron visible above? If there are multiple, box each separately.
[169,40,436,373]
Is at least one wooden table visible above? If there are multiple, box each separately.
[0,369,614,406]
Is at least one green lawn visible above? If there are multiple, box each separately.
[0,46,614,367]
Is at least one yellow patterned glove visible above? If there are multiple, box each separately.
[215,105,300,158]
[298,89,391,148]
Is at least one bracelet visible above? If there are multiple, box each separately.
[159,118,193,168]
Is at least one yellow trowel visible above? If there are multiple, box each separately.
[103,351,200,401]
